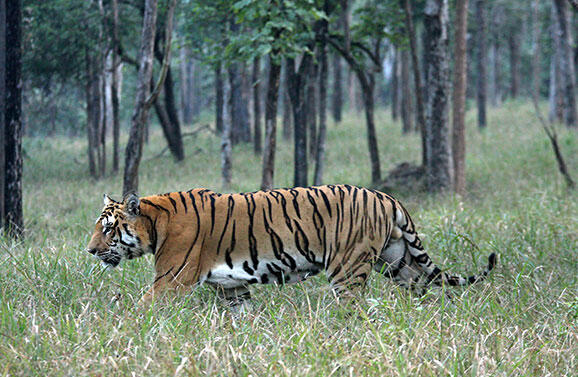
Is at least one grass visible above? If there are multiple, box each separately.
[1,101,577,376]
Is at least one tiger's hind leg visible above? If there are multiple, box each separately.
[326,249,374,304]
[213,285,252,308]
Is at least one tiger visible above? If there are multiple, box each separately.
[85,185,496,306]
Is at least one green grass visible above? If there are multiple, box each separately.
[1,101,577,376]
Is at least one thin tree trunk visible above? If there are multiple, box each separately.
[531,0,541,101]
[260,58,281,190]
[402,0,427,163]
[0,0,5,228]
[400,48,413,134]
[215,63,224,133]
[550,3,564,122]
[221,76,232,189]
[123,0,159,194]
[424,0,452,192]
[281,60,292,140]
[452,0,469,195]
[287,56,310,187]
[4,0,23,236]
[391,48,399,121]
[252,57,262,154]
[307,60,318,160]
[476,0,487,128]
[553,0,577,126]
[508,33,520,98]
[111,4,121,172]
[332,53,343,123]
[314,22,329,186]
[180,48,194,125]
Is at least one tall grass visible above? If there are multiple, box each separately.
[0,101,576,376]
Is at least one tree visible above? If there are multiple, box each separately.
[424,0,452,192]
[261,58,281,190]
[400,48,413,134]
[552,0,577,127]
[452,0,469,195]
[253,57,262,154]
[475,0,487,128]
[314,1,330,186]
[401,0,426,163]
[2,0,23,237]
[123,0,175,195]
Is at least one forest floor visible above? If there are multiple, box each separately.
[1,101,576,376]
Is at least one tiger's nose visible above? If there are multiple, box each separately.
[86,248,97,255]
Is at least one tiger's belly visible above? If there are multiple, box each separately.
[203,255,321,288]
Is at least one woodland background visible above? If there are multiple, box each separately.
[0,0,576,375]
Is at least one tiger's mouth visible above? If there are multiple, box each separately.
[88,248,122,268]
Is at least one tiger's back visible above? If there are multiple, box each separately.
[86,184,496,305]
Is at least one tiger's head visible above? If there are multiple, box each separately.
[86,193,152,267]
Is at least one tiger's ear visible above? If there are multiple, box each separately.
[103,194,114,206]
[123,192,140,216]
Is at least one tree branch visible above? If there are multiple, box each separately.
[531,94,576,189]
[145,0,177,108]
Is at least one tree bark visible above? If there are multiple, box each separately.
[475,0,487,128]
[314,23,329,186]
[402,0,427,163]
[281,60,292,140]
[549,3,564,123]
[452,0,469,195]
[111,0,121,172]
[287,56,311,187]
[424,0,452,192]
[331,53,343,123]
[215,62,224,133]
[123,0,159,195]
[252,57,262,154]
[0,0,5,228]
[531,0,541,103]
[221,76,232,189]
[4,0,23,237]
[391,48,399,121]
[553,0,577,127]
[307,59,318,160]
[260,58,281,190]
[400,48,413,134]
[508,33,520,99]
[179,48,194,125]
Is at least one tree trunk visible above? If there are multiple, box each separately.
[215,63,224,133]
[281,60,292,140]
[179,48,194,125]
[424,0,452,192]
[314,25,329,186]
[0,0,5,228]
[553,0,577,127]
[475,0,487,128]
[508,33,520,99]
[391,48,399,121]
[228,62,251,144]
[287,56,310,187]
[549,3,564,122]
[252,57,262,154]
[307,59,318,160]
[111,0,121,172]
[221,76,232,189]
[332,53,343,123]
[4,0,23,237]
[402,0,427,163]
[400,48,413,134]
[531,0,541,102]
[452,0,469,195]
[260,58,281,190]
[123,0,158,195]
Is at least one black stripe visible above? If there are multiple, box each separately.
[141,199,171,216]
[178,192,188,213]
[168,196,178,213]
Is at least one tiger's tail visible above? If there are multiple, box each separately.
[394,205,497,287]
